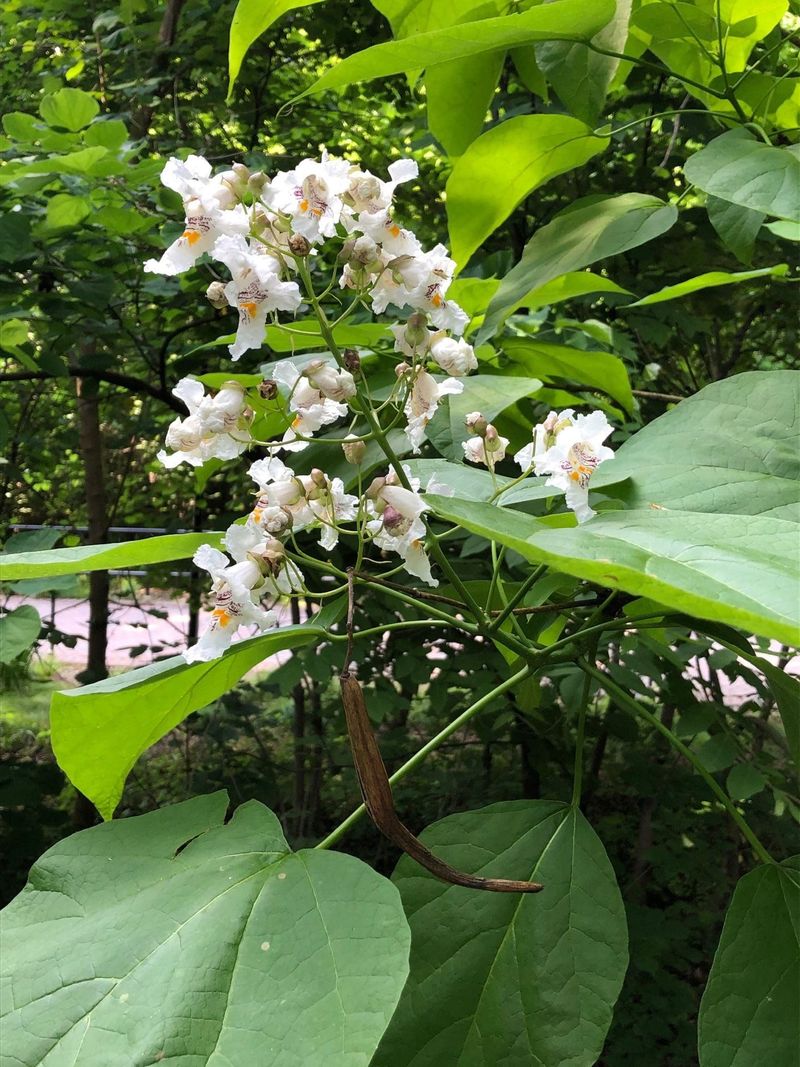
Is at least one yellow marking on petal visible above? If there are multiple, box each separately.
[569,471,581,482]
[240,301,258,318]
[389,224,401,237]
[253,508,263,523]
[292,414,302,429]
[212,608,232,626]
[431,292,443,307]
[182,230,201,245]
[299,198,309,212]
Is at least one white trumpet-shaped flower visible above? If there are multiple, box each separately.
[212,235,302,360]
[264,153,352,244]
[271,359,350,450]
[528,409,614,523]
[144,155,249,276]
[345,159,418,216]
[403,368,463,452]
[224,521,305,597]
[184,544,277,663]
[158,378,251,469]
[365,468,452,586]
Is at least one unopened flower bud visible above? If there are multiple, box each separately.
[248,170,268,192]
[484,425,502,452]
[258,378,278,401]
[342,349,361,375]
[288,233,311,256]
[342,434,367,465]
[309,468,327,489]
[250,537,286,576]
[405,312,429,347]
[465,411,487,435]
[232,162,250,182]
[206,281,228,310]
[365,476,386,502]
[338,238,356,263]
[395,362,410,377]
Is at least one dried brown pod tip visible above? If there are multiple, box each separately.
[339,671,543,894]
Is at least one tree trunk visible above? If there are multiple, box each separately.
[129,0,188,143]
[75,379,109,685]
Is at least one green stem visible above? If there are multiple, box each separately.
[315,664,534,850]
[579,660,774,865]
[586,44,728,98]
[571,669,593,808]
[487,564,547,633]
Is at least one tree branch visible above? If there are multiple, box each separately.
[0,366,183,412]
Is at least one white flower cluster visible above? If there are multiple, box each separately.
[146,152,615,663]
[514,409,615,523]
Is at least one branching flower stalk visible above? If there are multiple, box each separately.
[145,148,781,874]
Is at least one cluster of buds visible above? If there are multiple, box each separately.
[462,412,510,471]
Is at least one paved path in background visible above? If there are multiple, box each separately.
[6,595,796,702]
[10,595,295,674]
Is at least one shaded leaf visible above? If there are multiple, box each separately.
[502,336,634,412]
[480,193,678,340]
[706,195,765,264]
[698,858,800,1067]
[377,801,628,1066]
[0,606,41,663]
[684,129,800,223]
[536,0,633,123]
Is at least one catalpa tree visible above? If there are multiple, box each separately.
[1,0,798,1064]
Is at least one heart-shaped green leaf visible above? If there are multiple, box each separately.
[0,793,411,1066]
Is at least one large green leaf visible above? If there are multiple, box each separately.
[428,372,800,643]
[0,531,224,580]
[447,115,608,267]
[376,800,628,1066]
[0,793,411,1067]
[411,0,505,157]
[0,605,41,663]
[50,599,344,819]
[298,0,616,97]
[228,0,325,96]
[623,264,788,307]
[607,370,798,519]
[265,317,390,353]
[684,129,800,223]
[426,50,505,158]
[698,858,800,1067]
[38,87,99,131]
[501,336,634,413]
[479,193,678,340]
[426,373,542,461]
[536,0,633,123]
[706,195,765,265]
